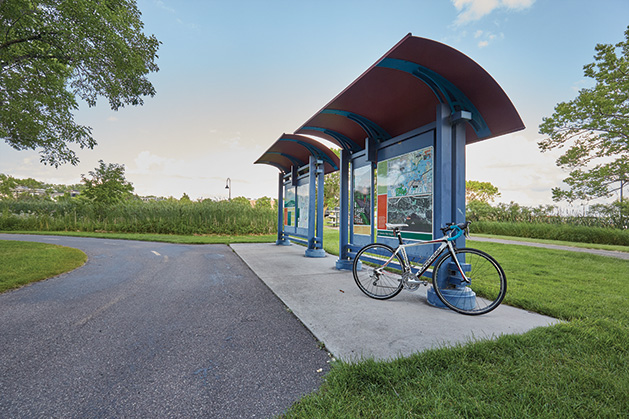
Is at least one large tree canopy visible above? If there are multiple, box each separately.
[0,0,160,166]
[538,26,629,205]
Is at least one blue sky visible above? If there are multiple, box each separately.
[1,0,628,206]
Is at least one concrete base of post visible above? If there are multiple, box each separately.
[335,259,354,270]
[305,248,326,258]
[426,286,476,310]
[276,239,292,246]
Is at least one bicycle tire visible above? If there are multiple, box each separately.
[353,243,404,300]
[432,248,506,315]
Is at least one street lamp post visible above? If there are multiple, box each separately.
[225,178,231,201]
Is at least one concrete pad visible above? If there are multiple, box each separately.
[231,243,561,362]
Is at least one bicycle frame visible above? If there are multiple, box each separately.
[375,227,470,285]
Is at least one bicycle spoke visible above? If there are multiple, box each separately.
[433,248,506,315]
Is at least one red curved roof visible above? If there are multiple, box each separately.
[296,34,524,149]
[256,34,524,173]
[254,134,340,175]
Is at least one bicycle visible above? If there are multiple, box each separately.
[352,221,506,315]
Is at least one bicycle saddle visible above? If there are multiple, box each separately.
[386,223,409,230]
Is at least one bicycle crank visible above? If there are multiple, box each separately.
[402,272,427,291]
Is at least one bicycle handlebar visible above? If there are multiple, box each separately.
[441,221,471,241]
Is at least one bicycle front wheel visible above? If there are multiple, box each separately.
[353,243,404,300]
[432,248,506,315]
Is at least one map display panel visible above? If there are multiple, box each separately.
[377,146,433,240]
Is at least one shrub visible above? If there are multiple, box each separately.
[472,221,629,246]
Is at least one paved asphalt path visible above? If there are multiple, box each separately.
[471,236,629,260]
[0,234,331,418]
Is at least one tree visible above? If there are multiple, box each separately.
[81,160,133,204]
[538,26,629,219]
[465,180,501,203]
[0,0,160,166]
[0,174,18,198]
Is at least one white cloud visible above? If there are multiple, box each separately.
[153,0,175,14]
[466,133,565,207]
[452,0,535,24]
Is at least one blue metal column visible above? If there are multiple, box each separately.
[336,149,352,270]
[427,104,473,308]
[432,104,452,237]
[370,161,376,242]
[306,156,325,257]
[452,120,467,248]
[316,159,325,250]
[349,159,355,246]
[276,172,291,246]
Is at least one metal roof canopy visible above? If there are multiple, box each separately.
[295,33,524,151]
[255,134,340,174]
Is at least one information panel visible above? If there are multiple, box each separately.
[297,182,309,229]
[377,146,433,240]
[284,184,296,228]
[353,164,372,236]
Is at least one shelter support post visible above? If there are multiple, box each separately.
[317,158,325,247]
[336,149,353,269]
[305,156,325,257]
[276,171,291,246]
[427,104,472,308]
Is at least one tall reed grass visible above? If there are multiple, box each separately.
[0,199,277,235]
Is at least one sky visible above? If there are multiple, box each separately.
[1,0,628,208]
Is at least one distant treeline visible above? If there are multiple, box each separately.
[0,199,277,235]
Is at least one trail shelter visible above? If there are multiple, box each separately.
[255,34,524,277]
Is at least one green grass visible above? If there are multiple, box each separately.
[0,241,87,293]
[281,228,629,418]
[285,319,627,418]
[0,230,276,244]
[470,240,628,321]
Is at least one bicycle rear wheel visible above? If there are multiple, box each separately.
[432,248,506,315]
[353,243,404,300]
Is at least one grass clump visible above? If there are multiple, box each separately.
[0,240,87,293]
[286,320,628,418]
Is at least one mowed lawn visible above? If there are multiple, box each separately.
[0,240,87,293]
